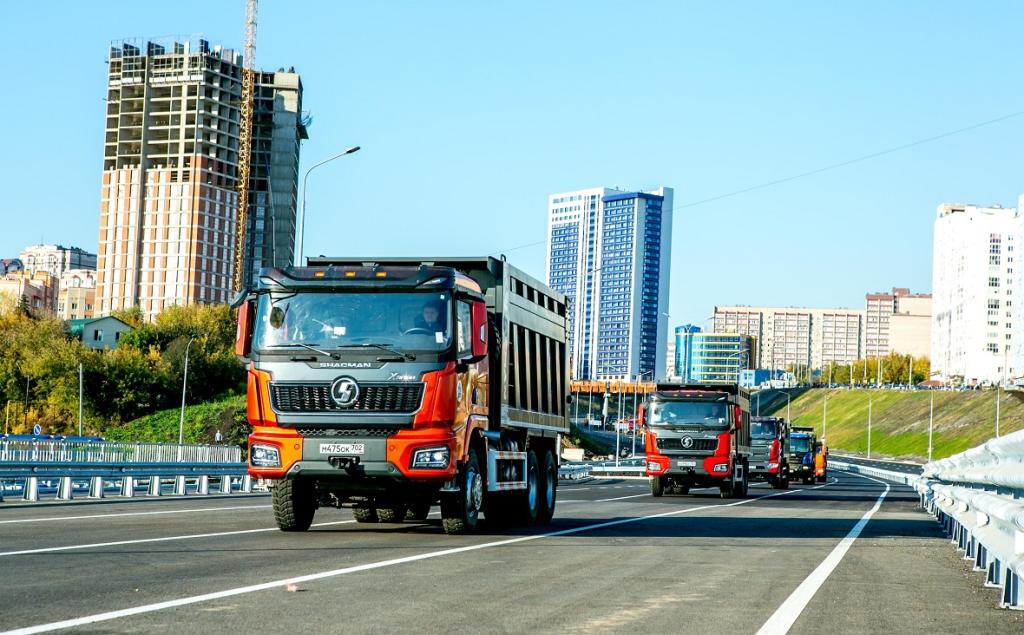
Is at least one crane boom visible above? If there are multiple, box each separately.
[233,0,257,292]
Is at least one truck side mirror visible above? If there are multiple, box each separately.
[235,299,256,357]
[637,404,645,428]
[470,300,488,360]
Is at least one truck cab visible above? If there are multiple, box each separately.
[642,383,751,499]
[785,426,818,484]
[748,416,789,489]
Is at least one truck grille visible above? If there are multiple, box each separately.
[296,427,399,437]
[656,437,718,452]
[271,383,424,414]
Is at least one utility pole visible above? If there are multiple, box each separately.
[23,376,29,426]
[616,383,624,466]
[867,391,873,459]
[179,336,197,450]
[4,401,9,435]
[78,363,84,437]
[573,386,580,425]
[928,390,934,463]
[907,355,913,388]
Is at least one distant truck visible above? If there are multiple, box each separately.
[785,426,826,484]
[641,383,752,498]
[748,416,789,489]
[235,257,569,534]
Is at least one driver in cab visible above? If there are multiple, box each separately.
[413,300,447,333]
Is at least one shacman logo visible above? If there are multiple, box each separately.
[330,377,360,407]
[681,436,694,449]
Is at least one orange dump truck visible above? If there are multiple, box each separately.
[235,257,569,534]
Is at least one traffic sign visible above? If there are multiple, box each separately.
[32,424,41,435]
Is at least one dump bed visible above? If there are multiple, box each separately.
[305,257,570,436]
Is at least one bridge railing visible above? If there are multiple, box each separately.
[916,429,1024,610]
[0,438,242,464]
[0,439,250,503]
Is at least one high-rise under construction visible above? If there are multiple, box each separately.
[96,37,307,320]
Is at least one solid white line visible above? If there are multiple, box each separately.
[755,473,890,635]
[0,520,356,557]
[2,485,820,635]
[0,505,270,525]
[595,493,650,502]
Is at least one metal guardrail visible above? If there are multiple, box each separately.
[834,431,1024,611]
[0,439,242,464]
[557,464,592,480]
[915,429,1024,610]
[0,439,250,503]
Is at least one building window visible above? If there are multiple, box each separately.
[93,329,103,342]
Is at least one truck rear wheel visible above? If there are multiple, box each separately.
[537,449,557,524]
[272,478,316,532]
[353,506,378,523]
[377,505,407,523]
[406,501,431,521]
[650,476,665,497]
[514,449,540,526]
[441,447,483,535]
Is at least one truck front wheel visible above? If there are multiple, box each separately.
[441,447,484,535]
[650,476,665,497]
[272,478,316,532]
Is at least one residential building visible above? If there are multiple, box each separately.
[57,269,98,320]
[674,331,754,384]
[932,203,1023,385]
[69,316,133,350]
[665,337,677,381]
[0,259,23,275]
[546,186,673,381]
[0,271,58,313]
[864,287,932,358]
[96,38,306,321]
[713,306,863,372]
[889,295,932,358]
[18,244,96,278]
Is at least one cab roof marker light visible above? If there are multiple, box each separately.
[419,277,447,286]
[345,271,356,278]
[376,272,387,278]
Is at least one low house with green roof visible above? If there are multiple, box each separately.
[68,316,133,350]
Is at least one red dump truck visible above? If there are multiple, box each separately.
[235,257,569,534]
[641,383,752,498]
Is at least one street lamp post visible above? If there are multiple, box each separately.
[867,391,873,459]
[928,390,934,462]
[179,336,198,448]
[78,363,83,437]
[294,146,361,267]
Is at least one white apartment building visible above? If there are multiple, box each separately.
[932,203,1023,385]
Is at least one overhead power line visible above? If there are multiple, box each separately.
[488,108,1024,257]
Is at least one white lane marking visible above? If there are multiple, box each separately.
[755,473,889,635]
[3,485,824,635]
[0,505,270,525]
[0,520,356,558]
[596,493,650,502]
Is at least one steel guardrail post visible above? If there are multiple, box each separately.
[121,475,135,498]
[23,475,38,501]
[173,475,187,496]
[147,475,162,497]
[198,475,210,495]
[89,476,105,499]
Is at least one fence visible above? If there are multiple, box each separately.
[0,438,249,503]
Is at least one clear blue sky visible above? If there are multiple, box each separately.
[2,1,1022,326]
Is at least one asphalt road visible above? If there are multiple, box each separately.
[0,473,1018,634]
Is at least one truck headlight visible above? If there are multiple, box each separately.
[412,446,450,469]
[250,444,281,468]
[647,461,661,472]
[768,462,779,469]
[713,463,729,473]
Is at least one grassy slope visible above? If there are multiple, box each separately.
[105,392,248,447]
[768,388,1024,461]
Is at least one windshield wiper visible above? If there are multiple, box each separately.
[336,343,415,361]
[267,342,337,358]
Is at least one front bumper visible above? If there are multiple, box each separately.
[248,426,458,482]
[645,453,730,478]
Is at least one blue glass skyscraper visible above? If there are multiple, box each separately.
[546,186,673,381]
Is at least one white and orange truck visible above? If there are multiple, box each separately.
[235,257,569,534]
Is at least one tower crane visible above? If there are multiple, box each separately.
[233,0,257,292]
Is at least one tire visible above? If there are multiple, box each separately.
[676,485,690,495]
[736,465,748,498]
[650,476,665,497]
[406,501,431,521]
[441,446,484,535]
[719,482,732,499]
[514,449,540,526]
[377,505,407,523]
[537,449,557,524]
[353,506,378,523]
[272,479,316,532]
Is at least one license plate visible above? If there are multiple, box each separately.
[677,460,696,468]
[319,443,365,455]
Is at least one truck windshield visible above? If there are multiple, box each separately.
[253,291,452,352]
[750,420,777,438]
[649,400,728,427]
[789,438,811,454]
